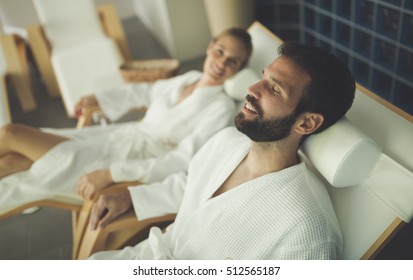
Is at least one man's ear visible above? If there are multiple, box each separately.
[294,113,324,135]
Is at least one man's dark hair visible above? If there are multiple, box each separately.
[278,42,356,134]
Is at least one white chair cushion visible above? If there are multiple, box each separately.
[224,68,259,101]
[51,37,123,116]
[0,0,39,40]
[33,0,105,49]
[301,117,382,188]
[247,22,282,75]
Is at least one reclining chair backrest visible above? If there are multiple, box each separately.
[247,21,283,75]
[33,0,105,49]
[0,0,39,40]
[31,0,124,117]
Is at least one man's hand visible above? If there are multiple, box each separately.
[74,95,98,118]
[77,169,114,200]
[89,189,133,230]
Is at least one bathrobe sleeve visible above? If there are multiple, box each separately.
[128,172,187,220]
[109,97,236,184]
[95,74,187,121]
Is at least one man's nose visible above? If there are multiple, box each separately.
[247,80,263,99]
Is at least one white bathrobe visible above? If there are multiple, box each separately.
[0,71,236,213]
[91,127,343,260]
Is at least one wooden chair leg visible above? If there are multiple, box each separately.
[1,34,37,112]
[1,76,11,123]
[360,218,406,260]
[98,3,131,61]
[71,200,95,259]
[71,210,79,259]
[76,219,112,259]
[26,24,61,99]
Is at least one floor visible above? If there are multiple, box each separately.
[0,15,203,260]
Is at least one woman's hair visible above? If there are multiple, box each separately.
[278,42,356,134]
[214,27,253,69]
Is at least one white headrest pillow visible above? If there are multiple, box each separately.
[224,68,260,101]
[301,117,382,188]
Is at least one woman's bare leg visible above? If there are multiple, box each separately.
[0,124,69,176]
[0,152,33,177]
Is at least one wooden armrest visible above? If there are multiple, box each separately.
[94,180,141,198]
[72,180,140,258]
[76,104,102,128]
[75,184,176,259]
[73,181,140,234]
[1,34,37,111]
[76,207,175,259]
[73,180,177,259]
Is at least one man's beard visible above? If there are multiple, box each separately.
[234,95,299,142]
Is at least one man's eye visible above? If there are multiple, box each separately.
[273,87,281,94]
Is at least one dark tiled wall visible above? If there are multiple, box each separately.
[256,0,301,41]
[255,0,413,116]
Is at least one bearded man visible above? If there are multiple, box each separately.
[89,42,355,260]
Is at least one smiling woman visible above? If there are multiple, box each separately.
[0,27,253,226]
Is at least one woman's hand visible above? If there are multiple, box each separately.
[74,95,98,118]
[76,168,114,200]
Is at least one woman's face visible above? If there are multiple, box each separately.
[203,35,248,85]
